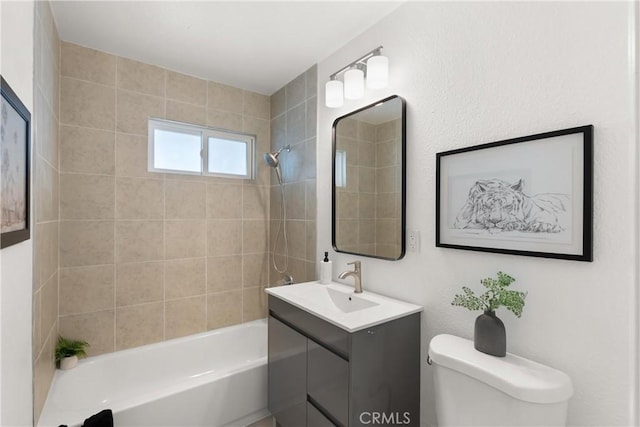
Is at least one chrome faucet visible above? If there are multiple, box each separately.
[338,261,362,293]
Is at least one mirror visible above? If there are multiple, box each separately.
[332,95,406,260]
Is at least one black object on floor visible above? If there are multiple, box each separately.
[82,409,113,427]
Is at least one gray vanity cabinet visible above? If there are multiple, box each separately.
[268,295,420,427]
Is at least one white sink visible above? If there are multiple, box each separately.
[265,281,423,332]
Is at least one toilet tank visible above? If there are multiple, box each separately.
[428,334,573,427]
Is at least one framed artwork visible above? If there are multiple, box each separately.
[1,75,31,248]
[436,125,593,261]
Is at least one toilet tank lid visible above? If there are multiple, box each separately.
[429,334,573,404]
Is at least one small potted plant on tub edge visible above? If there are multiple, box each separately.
[451,271,527,357]
[55,336,89,370]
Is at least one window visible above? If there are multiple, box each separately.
[335,150,347,188]
[148,118,254,179]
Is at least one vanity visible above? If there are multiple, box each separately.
[266,281,422,427]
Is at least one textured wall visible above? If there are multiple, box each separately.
[318,2,637,425]
[269,66,317,284]
[32,1,60,422]
[57,42,272,356]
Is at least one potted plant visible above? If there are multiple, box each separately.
[451,271,527,357]
[55,336,89,370]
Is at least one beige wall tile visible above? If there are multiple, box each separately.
[60,126,115,174]
[285,72,305,109]
[359,167,375,193]
[166,71,206,105]
[337,192,358,219]
[359,193,375,219]
[359,121,376,142]
[206,109,242,131]
[306,98,316,139]
[33,290,42,354]
[358,140,375,167]
[116,221,164,263]
[376,140,397,167]
[36,90,59,166]
[116,89,164,135]
[243,287,267,321]
[243,91,270,120]
[116,177,164,219]
[207,291,242,330]
[36,222,58,286]
[166,100,206,126]
[36,156,58,223]
[165,220,206,259]
[116,261,164,306]
[61,42,116,85]
[376,120,397,141]
[243,253,268,288]
[40,273,58,344]
[60,77,115,130]
[359,220,376,244]
[284,181,306,220]
[59,265,115,315]
[306,221,317,263]
[165,296,206,339]
[117,57,165,96]
[305,65,317,100]
[206,183,242,218]
[376,166,396,193]
[60,220,114,267]
[286,103,305,146]
[207,82,242,113]
[115,133,157,178]
[243,185,268,219]
[165,180,205,219]
[116,302,164,350]
[376,193,396,219]
[59,310,115,356]
[207,255,242,293]
[376,219,397,244]
[165,258,206,299]
[34,332,55,423]
[286,220,306,259]
[60,173,115,220]
[207,219,242,256]
[270,87,285,119]
[306,180,316,221]
[243,220,268,254]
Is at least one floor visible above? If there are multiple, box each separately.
[247,415,275,427]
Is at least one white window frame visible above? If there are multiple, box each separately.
[148,118,255,179]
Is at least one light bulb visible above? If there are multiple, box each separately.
[366,54,388,89]
[325,79,344,108]
[344,67,364,100]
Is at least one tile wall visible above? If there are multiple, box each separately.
[32,1,60,421]
[57,42,272,356]
[269,66,317,284]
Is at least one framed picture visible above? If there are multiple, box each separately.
[1,75,31,249]
[436,125,593,261]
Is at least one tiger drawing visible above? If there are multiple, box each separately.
[453,179,569,234]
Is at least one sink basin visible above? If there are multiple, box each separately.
[326,287,379,313]
[265,281,423,332]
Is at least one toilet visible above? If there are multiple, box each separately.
[428,334,573,426]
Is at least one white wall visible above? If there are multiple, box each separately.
[0,1,35,425]
[317,2,638,426]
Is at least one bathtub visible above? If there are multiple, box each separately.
[39,319,269,427]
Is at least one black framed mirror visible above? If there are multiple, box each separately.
[332,95,406,260]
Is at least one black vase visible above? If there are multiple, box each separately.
[474,310,506,357]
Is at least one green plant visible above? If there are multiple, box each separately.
[55,336,89,362]
[451,271,527,317]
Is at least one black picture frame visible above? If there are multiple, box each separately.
[1,75,31,249]
[436,125,593,262]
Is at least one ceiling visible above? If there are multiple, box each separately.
[50,1,403,95]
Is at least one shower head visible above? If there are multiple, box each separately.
[264,145,290,184]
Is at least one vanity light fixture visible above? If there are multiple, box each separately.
[325,46,388,108]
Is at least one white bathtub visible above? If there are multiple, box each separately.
[39,319,269,427]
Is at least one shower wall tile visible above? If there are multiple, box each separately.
[59,309,116,356]
[116,89,164,135]
[60,77,115,130]
[116,302,164,350]
[61,42,116,85]
[207,82,243,113]
[165,258,206,299]
[286,73,306,109]
[165,296,206,339]
[286,103,306,146]
[36,157,58,223]
[58,43,277,358]
[60,126,115,175]
[59,266,115,315]
[207,255,242,293]
[207,291,242,330]
[117,57,165,97]
[242,286,267,321]
[116,261,164,306]
[270,87,286,119]
[166,71,206,106]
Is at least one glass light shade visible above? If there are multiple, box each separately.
[344,68,365,100]
[325,79,344,108]
[366,55,389,89]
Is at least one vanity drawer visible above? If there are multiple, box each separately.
[269,296,349,359]
[307,402,337,427]
[307,340,349,427]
